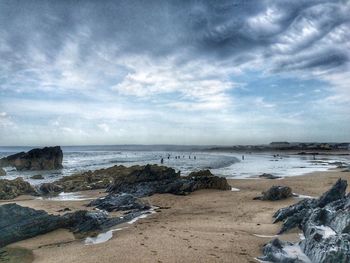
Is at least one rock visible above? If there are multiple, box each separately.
[188,169,213,177]
[0,203,150,247]
[0,146,63,171]
[258,238,309,263]
[317,178,347,208]
[0,168,6,176]
[259,173,281,179]
[37,183,63,195]
[254,185,293,201]
[0,178,36,200]
[0,203,66,247]
[30,174,44,180]
[88,193,150,212]
[107,164,180,192]
[259,179,350,262]
[55,164,230,195]
[107,165,231,196]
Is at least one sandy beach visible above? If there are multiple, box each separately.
[1,168,348,263]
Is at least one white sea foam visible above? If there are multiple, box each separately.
[0,146,349,183]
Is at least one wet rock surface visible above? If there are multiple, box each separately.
[107,165,231,196]
[0,168,5,176]
[0,146,63,171]
[259,179,350,263]
[254,185,293,201]
[0,203,146,248]
[0,178,36,200]
[88,193,150,212]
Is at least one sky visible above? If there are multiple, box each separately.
[0,0,350,146]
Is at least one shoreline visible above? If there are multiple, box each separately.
[2,168,349,262]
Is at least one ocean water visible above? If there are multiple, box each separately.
[0,145,349,185]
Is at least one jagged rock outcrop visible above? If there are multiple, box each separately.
[88,193,150,212]
[107,165,231,196]
[0,203,149,247]
[0,203,67,247]
[0,178,36,200]
[254,185,293,201]
[273,179,348,233]
[0,146,63,171]
[53,164,231,195]
[259,179,350,263]
[0,168,6,176]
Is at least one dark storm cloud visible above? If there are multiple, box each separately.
[0,0,349,77]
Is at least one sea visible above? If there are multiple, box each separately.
[0,145,349,186]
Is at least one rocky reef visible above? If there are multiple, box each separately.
[0,164,231,247]
[0,178,36,200]
[258,179,350,263]
[254,185,293,201]
[43,164,231,196]
[0,146,63,171]
[106,165,231,196]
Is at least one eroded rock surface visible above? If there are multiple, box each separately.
[254,185,293,201]
[0,203,147,247]
[0,178,36,200]
[259,179,350,263]
[0,146,63,171]
[88,193,150,212]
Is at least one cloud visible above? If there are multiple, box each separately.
[0,0,350,145]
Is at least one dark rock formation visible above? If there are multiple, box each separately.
[0,178,36,200]
[259,179,350,263]
[0,203,66,247]
[37,183,63,195]
[53,164,231,196]
[88,193,150,212]
[254,185,293,201]
[0,146,63,171]
[30,174,44,180]
[107,165,231,197]
[273,179,348,233]
[0,168,5,176]
[259,173,281,179]
[0,203,149,247]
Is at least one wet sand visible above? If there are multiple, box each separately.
[4,169,350,263]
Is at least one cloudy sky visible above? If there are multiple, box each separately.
[0,0,349,146]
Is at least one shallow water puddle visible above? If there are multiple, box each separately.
[293,193,315,199]
[84,228,125,245]
[85,207,157,245]
[37,192,94,201]
[253,234,279,238]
